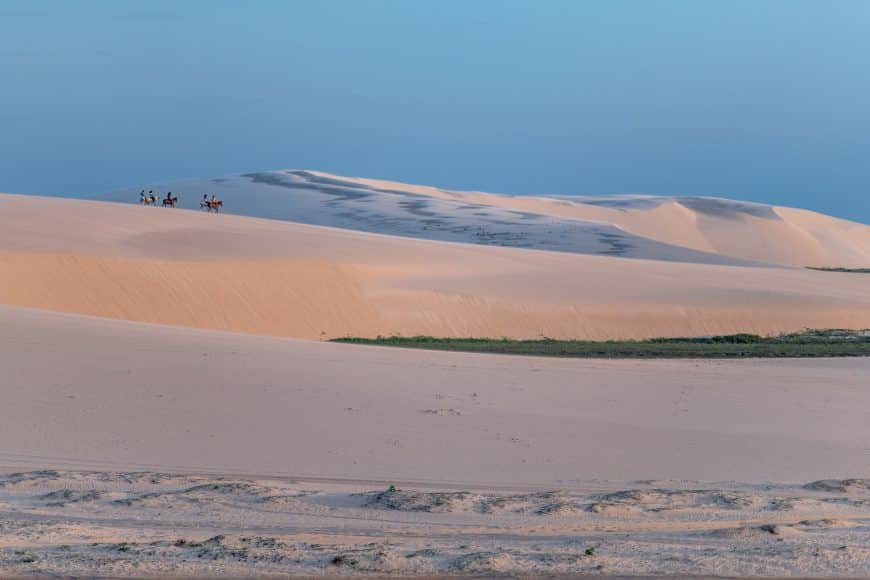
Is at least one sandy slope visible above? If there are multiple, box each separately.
[310,170,870,267]
[99,169,870,267]
[2,193,870,340]
[2,305,868,484]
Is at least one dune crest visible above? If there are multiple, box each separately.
[3,193,870,340]
[98,168,870,267]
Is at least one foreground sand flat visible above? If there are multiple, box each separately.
[2,305,868,484]
[3,194,870,340]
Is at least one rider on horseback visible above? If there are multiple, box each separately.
[200,193,221,211]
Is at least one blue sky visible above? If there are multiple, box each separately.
[1,0,868,222]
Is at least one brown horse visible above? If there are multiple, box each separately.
[200,199,223,212]
[163,195,178,207]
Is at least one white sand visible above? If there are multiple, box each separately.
[2,304,867,484]
[3,194,870,340]
[99,168,870,267]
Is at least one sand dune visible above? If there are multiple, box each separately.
[2,193,870,340]
[98,168,870,267]
[3,304,868,483]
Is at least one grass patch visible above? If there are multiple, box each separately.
[807,267,870,273]
[332,330,870,358]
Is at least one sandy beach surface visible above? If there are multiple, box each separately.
[1,178,869,577]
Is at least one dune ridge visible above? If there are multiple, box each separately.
[3,193,870,340]
[98,168,870,267]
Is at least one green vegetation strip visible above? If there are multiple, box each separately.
[333,330,870,358]
[806,267,870,273]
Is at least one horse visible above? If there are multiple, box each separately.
[140,194,158,206]
[200,199,223,212]
[162,195,178,207]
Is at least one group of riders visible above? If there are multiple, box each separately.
[139,190,223,212]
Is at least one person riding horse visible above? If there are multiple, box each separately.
[140,190,159,205]
[200,193,222,211]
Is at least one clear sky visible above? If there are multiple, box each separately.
[1,0,868,222]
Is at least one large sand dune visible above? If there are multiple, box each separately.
[99,169,870,267]
[2,193,870,340]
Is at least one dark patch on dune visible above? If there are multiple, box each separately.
[361,489,472,513]
[289,170,374,191]
[678,197,780,220]
[289,170,431,200]
[478,491,583,515]
[804,479,870,493]
[112,481,300,508]
[0,470,62,487]
[243,172,373,202]
[38,489,103,507]
[398,199,439,217]
[587,488,759,513]
[360,489,589,516]
[574,196,666,210]
[508,210,546,220]
[595,230,633,256]
[708,523,800,539]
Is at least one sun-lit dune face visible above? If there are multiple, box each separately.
[3,193,870,341]
[97,169,870,267]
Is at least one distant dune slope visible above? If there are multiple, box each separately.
[2,194,870,340]
[97,169,870,267]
